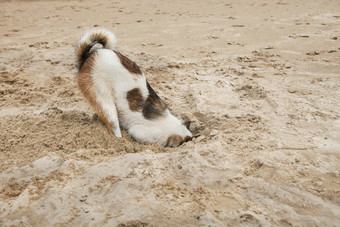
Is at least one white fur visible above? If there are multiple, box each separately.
[78,29,192,146]
[92,76,122,138]
[78,28,117,51]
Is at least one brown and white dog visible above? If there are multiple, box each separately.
[75,28,192,147]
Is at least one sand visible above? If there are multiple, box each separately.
[0,0,339,226]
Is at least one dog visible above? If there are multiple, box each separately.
[75,28,192,147]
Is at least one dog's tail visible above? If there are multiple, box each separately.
[76,28,117,70]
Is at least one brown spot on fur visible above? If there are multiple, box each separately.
[126,82,167,119]
[114,51,142,75]
[165,135,192,147]
[77,52,116,134]
[127,88,144,112]
[142,82,167,119]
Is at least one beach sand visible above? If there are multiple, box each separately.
[0,0,339,226]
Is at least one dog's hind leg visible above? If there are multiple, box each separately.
[77,54,122,137]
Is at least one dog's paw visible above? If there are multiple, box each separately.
[165,135,192,148]
[113,127,122,138]
[165,135,183,148]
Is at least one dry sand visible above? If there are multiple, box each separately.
[1,0,340,226]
